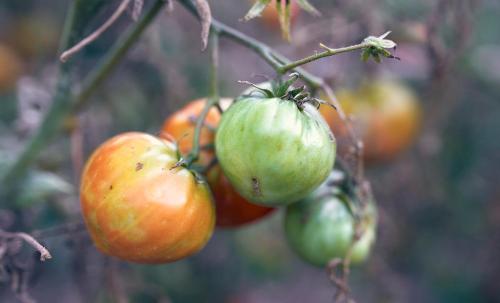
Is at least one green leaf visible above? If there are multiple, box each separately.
[244,0,272,21]
[16,171,74,208]
[295,0,321,16]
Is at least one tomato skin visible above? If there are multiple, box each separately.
[285,179,377,267]
[216,97,336,206]
[80,132,215,263]
[161,99,275,227]
[320,80,421,162]
[207,166,275,227]
[161,98,226,166]
[0,44,22,93]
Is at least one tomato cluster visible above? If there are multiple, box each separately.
[80,78,377,267]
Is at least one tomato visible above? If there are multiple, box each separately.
[0,44,22,93]
[161,99,275,227]
[284,174,377,267]
[260,0,300,29]
[80,132,215,263]
[216,85,336,206]
[161,98,227,166]
[320,80,421,162]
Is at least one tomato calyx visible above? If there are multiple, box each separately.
[239,72,334,111]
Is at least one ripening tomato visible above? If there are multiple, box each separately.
[320,80,421,162]
[0,44,22,93]
[216,84,336,206]
[161,99,275,227]
[80,132,215,263]
[260,0,300,29]
[285,174,377,267]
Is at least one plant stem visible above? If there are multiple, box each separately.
[177,0,324,88]
[0,0,166,195]
[277,42,370,74]
[183,31,221,167]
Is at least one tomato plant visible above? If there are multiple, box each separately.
[320,79,421,162]
[284,173,377,267]
[161,99,275,227]
[80,132,215,263]
[0,44,22,92]
[216,78,336,206]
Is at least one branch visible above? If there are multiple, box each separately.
[278,42,370,74]
[0,230,52,261]
[60,0,132,62]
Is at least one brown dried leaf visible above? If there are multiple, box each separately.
[194,0,212,50]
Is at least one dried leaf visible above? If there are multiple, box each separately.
[243,0,272,21]
[194,0,212,50]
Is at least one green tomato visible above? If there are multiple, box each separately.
[215,94,336,206]
[284,181,377,267]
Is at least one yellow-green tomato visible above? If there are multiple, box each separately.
[285,183,377,267]
[80,132,215,264]
[215,96,336,206]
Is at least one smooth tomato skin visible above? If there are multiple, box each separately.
[80,132,215,264]
[160,98,229,166]
[0,44,22,92]
[261,0,300,29]
[216,97,336,206]
[320,80,421,162]
[207,166,275,227]
[285,181,377,267]
[161,99,275,227]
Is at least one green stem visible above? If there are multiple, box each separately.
[277,43,370,74]
[0,0,166,194]
[183,31,221,168]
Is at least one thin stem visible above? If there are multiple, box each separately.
[74,0,166,111]
[278,42,370,74]
[60,0,132,62]
[182,31,221,167]
[0,230,52,261]
[0,0,166,196]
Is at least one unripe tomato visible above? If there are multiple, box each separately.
[216,92,336,206]
[260,0,300,29]
[284,175,377,267]
[161,99,275,227]
[320,80,421,162]
[0,44,23,93]
[80,132,215,263]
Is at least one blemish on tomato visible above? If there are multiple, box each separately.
[136,162,144,171]
[251,177,262,196]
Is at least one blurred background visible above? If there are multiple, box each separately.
[1,0,499,302]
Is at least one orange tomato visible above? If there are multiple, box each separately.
[80,132,215,263]
[0,44,23,93]
[161,99,275,227]
[320,80,421,162]
[260,0,300,29]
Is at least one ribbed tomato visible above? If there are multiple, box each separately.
[216,83,336,206]
[80,132,215,263]
[161,99,275,227]
[320,80,421,162]
[285,173,377,267]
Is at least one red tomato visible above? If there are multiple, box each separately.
[320,80,421,162]
[80,132,215,263]
[161,99,275,227]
